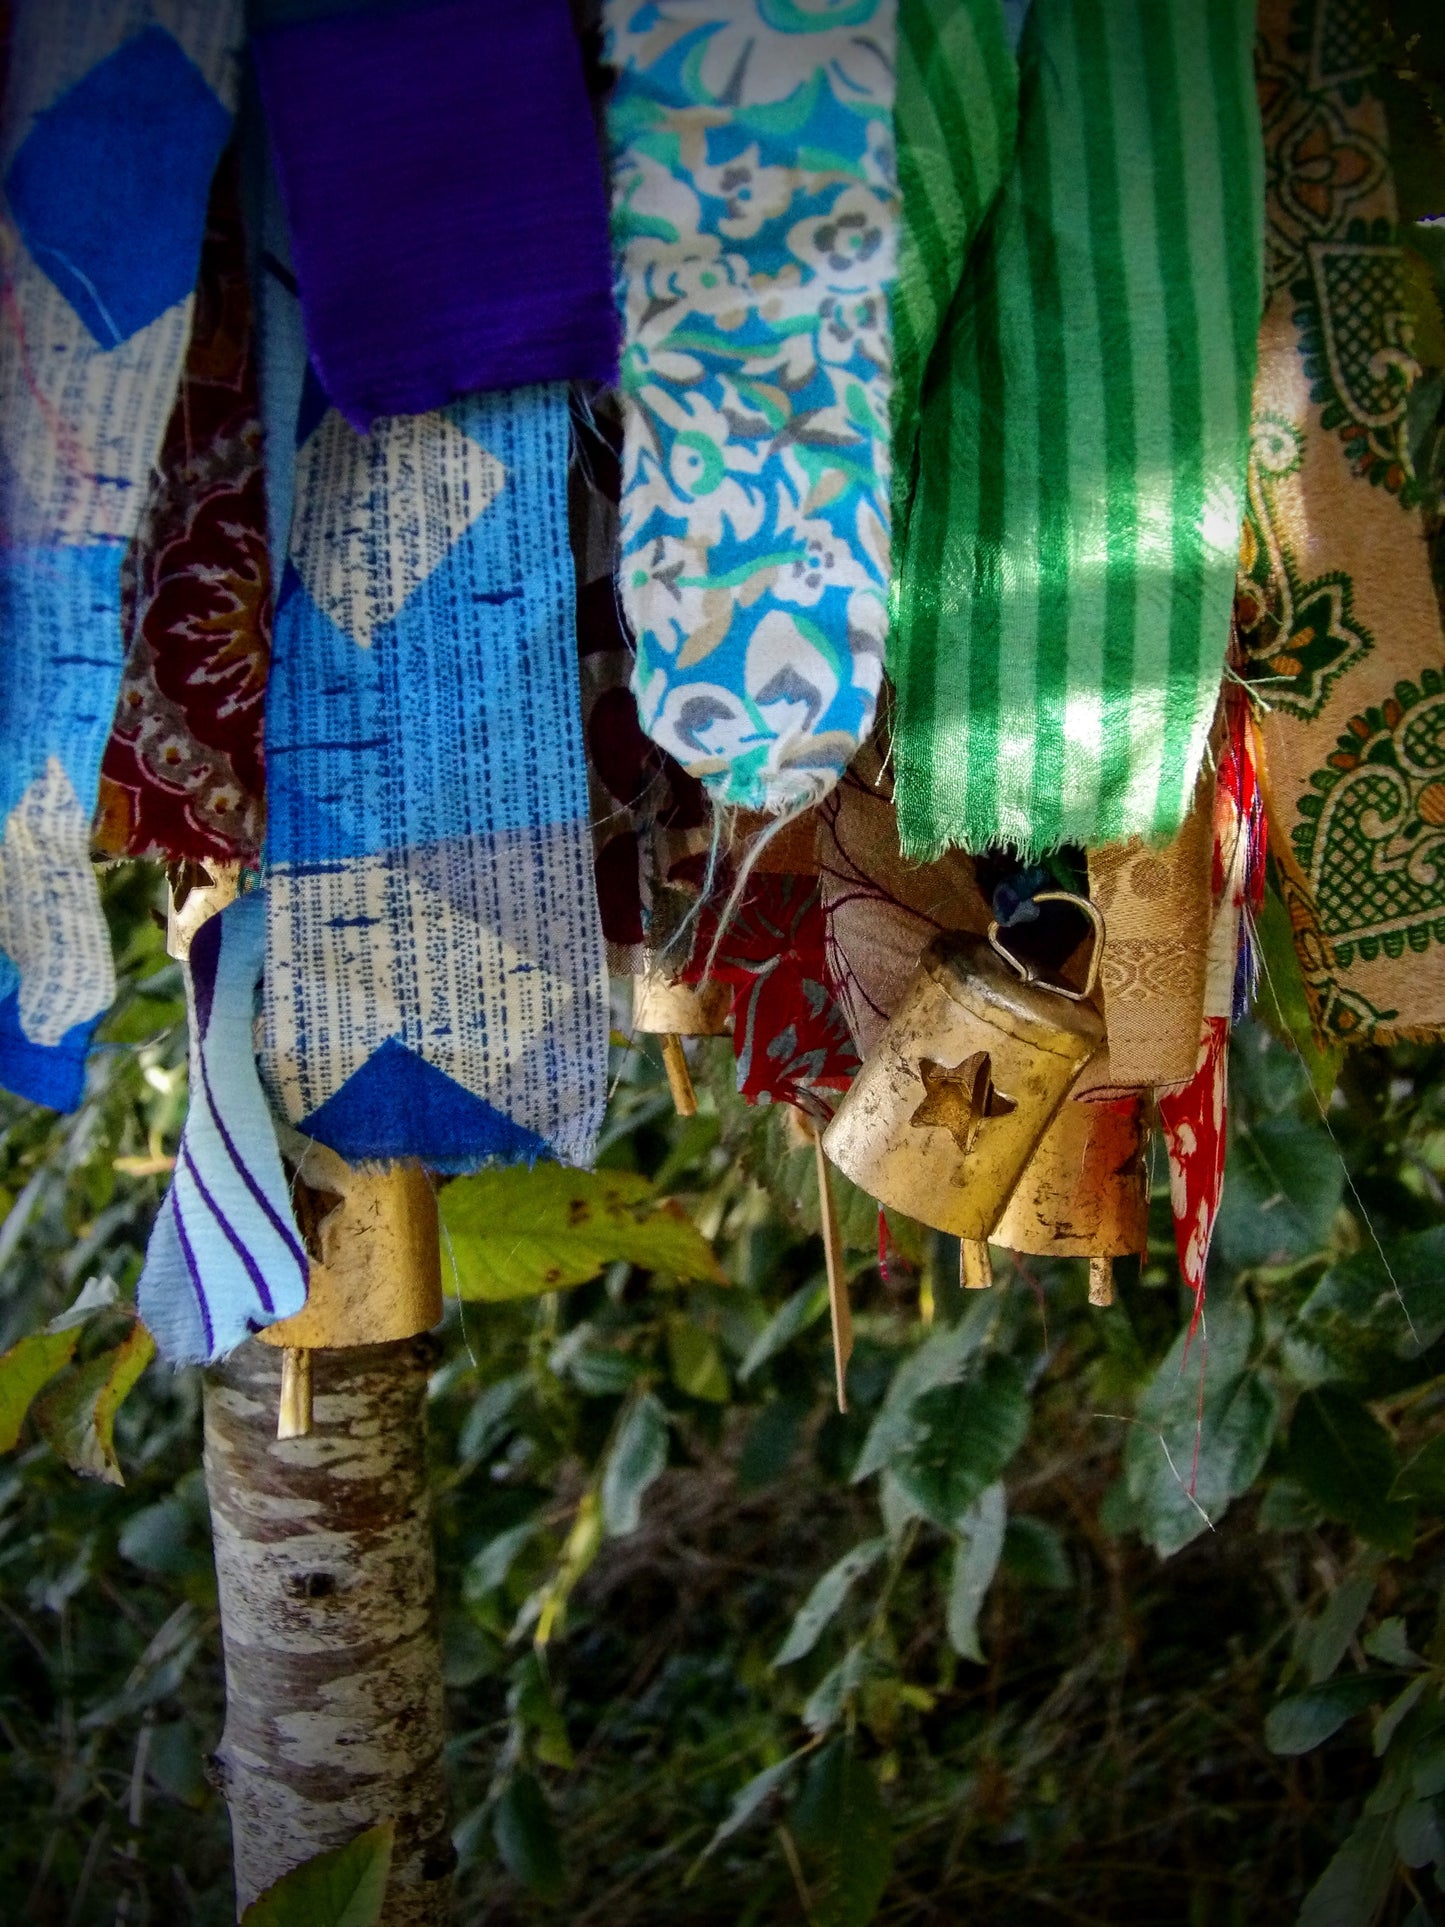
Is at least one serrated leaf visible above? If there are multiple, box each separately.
[33,1323,155,1485]
[239,1822,392,1927]
[1214,1114,1342,1269]
[601,1391,669,1537]
[0,1326,79,1453]
[440,1164,722,1301]
[1264,1676,1386,1755]
[738,1279,829,1382]
[1297,1811,1396,1927]
[1375,1677,1431,1758]
[493,1774,563,1901]
[1121,1297,1278,1557]
[1391,1433,1445,1508]
[853,1295,995,1485]
[775,1538,888,1667]
[705,1756,797,1855]
[1287,1390,1416,1556]
[1301,1228,1445,1373]
[792,1740,893,1927]
[947,1481,1006,1662]
[893,1357,1028,1532]
[1296,1569,1380,1685]
[666,1314,729,1402]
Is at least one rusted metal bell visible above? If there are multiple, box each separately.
[822,896,1105,1241]
[631,971,733,1036]
[260,1141,443,1438]
[992,1088,1148,1315]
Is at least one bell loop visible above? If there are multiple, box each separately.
[986,890,1105,1003]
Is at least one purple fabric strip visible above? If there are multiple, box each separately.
[252,0,617,428]
[170,1187,216,1358]
[181,1139,277,1315]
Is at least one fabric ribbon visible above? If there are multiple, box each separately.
[893,0,1263,861]
[251,0,615,429]
[890,0,1016,554]
[0,2,241,1109]
[95,150,270,866]
[685,873,858,1120]
[1242,0,1445,1045]
[606,0,899,813]
[261,377,609,1172]
[138,891,309,1364]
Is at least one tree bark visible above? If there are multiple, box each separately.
[203,1335,454,1922]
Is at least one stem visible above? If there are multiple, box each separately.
[204,1337,454,1922]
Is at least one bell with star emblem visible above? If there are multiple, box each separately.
[821,896,1106,1240]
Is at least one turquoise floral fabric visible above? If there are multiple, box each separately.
[606,0,899,813]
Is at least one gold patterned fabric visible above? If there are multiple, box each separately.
[1242,0,1445,1043]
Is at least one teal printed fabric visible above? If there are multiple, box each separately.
[893,0,1263,860]
[0,3,241,1108]
[261,380,610,1173]
[606,0,899,814]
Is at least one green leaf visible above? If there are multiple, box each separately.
[666,1314,729,1402]
[705,1756,798,1855]
[738,1280,829,1382]
[1214,1114,1342,1269]
[0,1325,79,1453]
[1297,1811,1396,1927]
[463,1522,538,1603]
[852,1297,993,1483]
[492,1774,564,1901]
[1001,1515,1072,1591]
[440,1164,723,1301]
[803,1644,874,1736]
[1295,1569,1380,1685]
[239,1823,393,1927]
[1265,1676,1387,1755]
[946,1481,1006,1663]
[32,1323,155,1485]
[792,1739,893,1927]
[1375,1677,1431,1757]
[1395,1795,1445,1870]
[1392,1432,1445,1508]
[891,1354,1029,1532]
[1286,1390,1416,1555]
[774,1538,888,1667]
[1363,1618,1422,1672]
[1300,1228,1445,1374]
[1121,1298,1278,1557]
[600,1391,669,1537]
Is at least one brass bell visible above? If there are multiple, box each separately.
[822,895,1105,1241]
[631,966,732,1117]
[991,1075,1149,1307]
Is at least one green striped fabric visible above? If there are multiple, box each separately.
[891,0,1017,552]
[891,0,1263,861]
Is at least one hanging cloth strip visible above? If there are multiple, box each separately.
[606,0,899,812]
[892,0,1263,861]
[818,735,990,1059]
[683,872,858,1120]
[1158,686,1266,1311]
[0,2,241,1109]
[138,890,308,1365]
[569,389,712,976]
[1240,0,1445,1045]
[890,0,1016,556]
[251,0,615,430]
[261,380,610,1172]
[95,149,270,866]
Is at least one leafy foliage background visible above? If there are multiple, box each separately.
[3,865,1445,1925]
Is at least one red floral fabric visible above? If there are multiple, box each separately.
[95,153,270,864]
[685,874,859,1117]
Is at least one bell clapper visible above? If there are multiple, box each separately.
[1088,1256,1114,1308]
[961,1239,994,1291]
[276,1347,313,1440]
[658,1032,698,1117]
[803,1113,852,1413]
